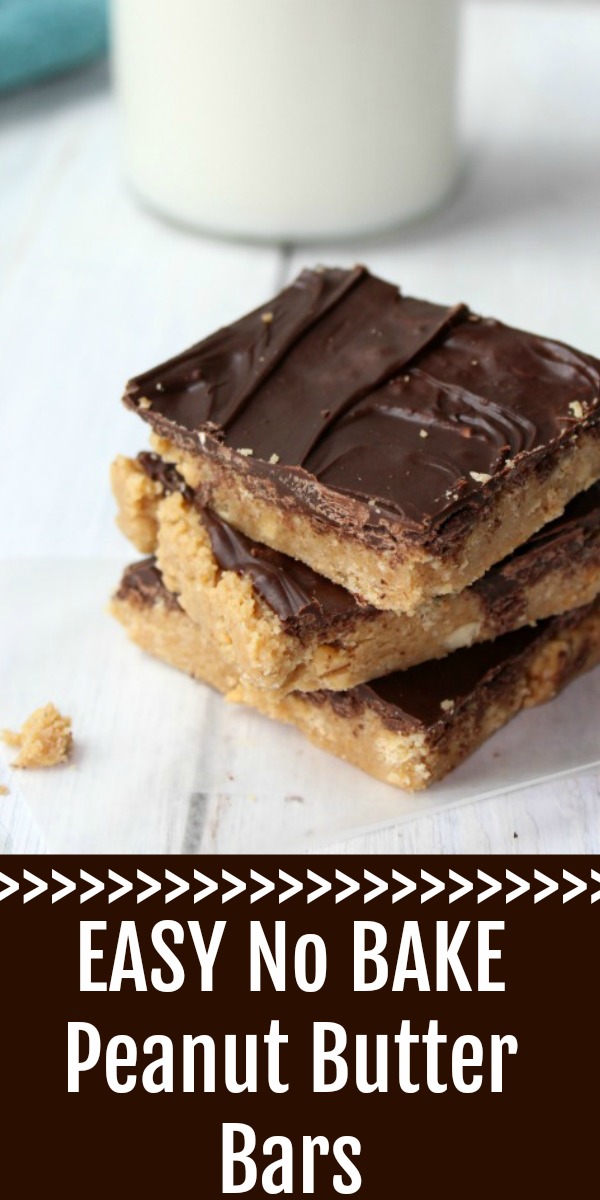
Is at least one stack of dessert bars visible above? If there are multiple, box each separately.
[110,267,600,790]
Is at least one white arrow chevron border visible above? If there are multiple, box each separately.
[0,868,599,906]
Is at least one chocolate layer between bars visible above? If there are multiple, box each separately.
[137,449,600,640]
[116,557,182,612]
[114,557,590,732]
[136,451,369,634]
[112,559,600,790]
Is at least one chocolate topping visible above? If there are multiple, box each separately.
[125,267,600,535]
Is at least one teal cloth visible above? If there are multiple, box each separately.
[0,0,108,92]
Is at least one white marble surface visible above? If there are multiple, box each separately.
[1,1,599,854]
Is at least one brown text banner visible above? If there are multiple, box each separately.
[1,855,598,1195]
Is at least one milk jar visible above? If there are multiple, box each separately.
[112,0,461,240]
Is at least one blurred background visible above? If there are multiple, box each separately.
[1,0,599,559]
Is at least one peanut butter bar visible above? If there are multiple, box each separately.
[112,450,600,694]
[111,562,600,792]
[122,266,600,613]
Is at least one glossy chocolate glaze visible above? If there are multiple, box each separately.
[125,267,600,536]
[138,451,600,634]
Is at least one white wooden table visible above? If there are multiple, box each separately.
[1,0,599,855]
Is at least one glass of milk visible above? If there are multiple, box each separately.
[112,0,461,241]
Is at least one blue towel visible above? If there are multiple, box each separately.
[0,0,108,92]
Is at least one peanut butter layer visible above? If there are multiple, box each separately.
[122,266,600,612]
[112,451,600,693]
[111,561,600,792]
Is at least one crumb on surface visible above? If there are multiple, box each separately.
[569,400,584,419]
[419,429,428,439]
[440,699,455,713]
[469,471,492,484]
[138,397,152,410]
[237,447,254,457]
[1,728,21,748]
[1,704,73,769]
[261,311,274,324]
[0,784,8,796]
[269,453,280,464]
